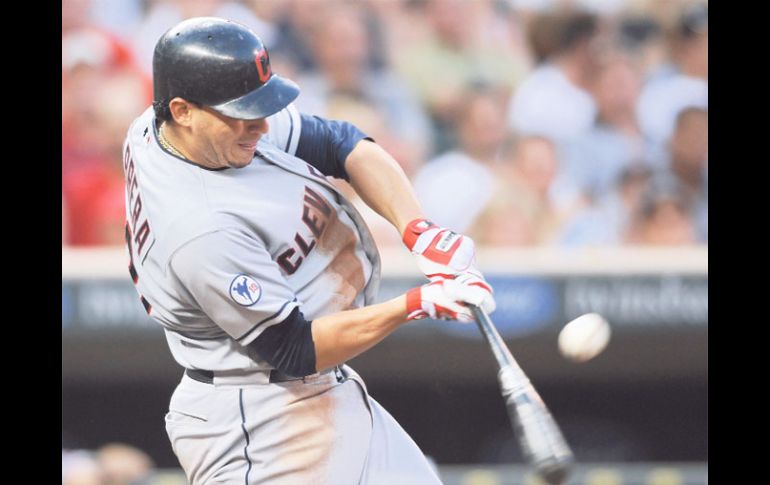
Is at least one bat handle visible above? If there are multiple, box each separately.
[470,305,518,368]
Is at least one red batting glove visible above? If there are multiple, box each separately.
[406,280,474,322]
[453,272,496,314]
[402,218,478,281]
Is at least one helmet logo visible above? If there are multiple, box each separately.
[255,49,272,83]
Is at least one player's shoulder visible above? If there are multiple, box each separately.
[262,103,302,155]
[122,107,231,269]
[147,210,237,274]
[126,106,156,142]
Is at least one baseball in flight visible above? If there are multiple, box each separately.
[558,313,611,362]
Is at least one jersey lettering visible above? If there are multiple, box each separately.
[124,221,150,315]
[277,247,302,275]
[303,186,333,216]
[295,232,316,256]
[123,143,154,262]
[134,220,152,255]
[276,186,333,275]
[302,205,326,238]
[131,195,143,228]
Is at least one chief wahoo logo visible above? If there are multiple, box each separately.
[255,48,272,82]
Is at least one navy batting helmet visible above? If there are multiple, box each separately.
[152,17,299,121]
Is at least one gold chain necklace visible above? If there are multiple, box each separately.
[158,123,186,159]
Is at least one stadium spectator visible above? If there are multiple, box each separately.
[63,72,148,246]
[294,5,433,169]
[60,0,706,249]
[616,14,668,80]
[394,0,528,153]
[412,85,510,234]
[664,106,708,242]
[636,2,707,165]
[469,135,567,246]
[556,54,654,203]
[87,0,145,41]
[625,176,697,245]
[62,16,151,176]
[558,163,653,246]
[62,449,103,485]
[62,195,69,245]
[96,443,155,485]
[506,9,608,146]
[131,0,275,77]
[62,8,151,246]
[62,443,155,485]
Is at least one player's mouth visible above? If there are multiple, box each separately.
[238,141,258,152]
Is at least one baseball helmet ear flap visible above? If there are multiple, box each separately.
[152,17,299,120]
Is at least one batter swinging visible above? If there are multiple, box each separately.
[122,17,495,485]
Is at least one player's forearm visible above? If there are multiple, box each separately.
[311,295,408,372]
[345,139,423,235]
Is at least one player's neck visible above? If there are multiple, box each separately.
[158,122,192,161]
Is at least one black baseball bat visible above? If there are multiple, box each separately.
[470,305,574,485]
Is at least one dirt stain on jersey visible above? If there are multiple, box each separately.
[245,378,336,483]
[315,203,365,313]
[264,375,370,483]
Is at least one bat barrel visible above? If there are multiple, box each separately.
[500,366,575,485]
[470,304,575,485]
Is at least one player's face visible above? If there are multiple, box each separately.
[189,106,270,169]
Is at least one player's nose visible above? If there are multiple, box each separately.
[245,118,269,135]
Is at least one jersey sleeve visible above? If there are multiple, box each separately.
[293,114,370,181]
[263,103,371,181]
[263,103,303,155]
[168,228,299,346]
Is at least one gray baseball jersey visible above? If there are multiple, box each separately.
[123,105,443,484]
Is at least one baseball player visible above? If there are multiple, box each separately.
[122,17,496,485]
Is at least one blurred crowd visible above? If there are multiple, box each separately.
[62,0,707,248]
[62,442,155,485]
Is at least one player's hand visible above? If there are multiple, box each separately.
[402,218,479,281]
[453,271,496,315]
[406,276,494,323]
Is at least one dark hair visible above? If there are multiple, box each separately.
[619,163,652,186]
[618,15,662,51]
[153,99,172,123]
[555,11,599,54]
[677,3,708,39]
[527,13,563,63]
[153,98,202,123]
[639,175,691,218]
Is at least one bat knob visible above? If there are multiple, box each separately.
[538,459,574,485]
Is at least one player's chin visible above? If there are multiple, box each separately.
[226,158,253,169]
[228,149,257,168]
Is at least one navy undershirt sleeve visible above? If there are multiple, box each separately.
[295,114,372,181]
[247,307,317,377]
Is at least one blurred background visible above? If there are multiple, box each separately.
[62,0,707,483]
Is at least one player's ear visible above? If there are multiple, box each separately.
[168,98,196,126]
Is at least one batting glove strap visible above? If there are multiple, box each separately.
[405,280,476,322]
[402,218,439,250]
[402,218,477,279]
[406,286,428,320]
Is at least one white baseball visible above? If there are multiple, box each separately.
[558,313,611,362]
